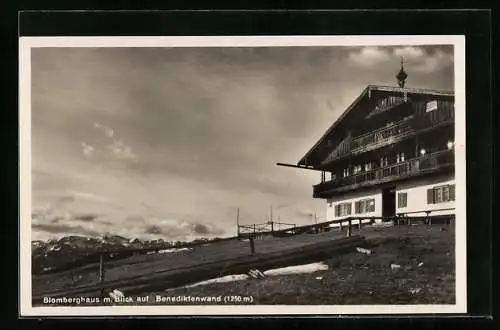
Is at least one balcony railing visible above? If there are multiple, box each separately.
[321,135,352,164]
[321,104,455,165]
[350,118,414,153]
[314,149,454,197]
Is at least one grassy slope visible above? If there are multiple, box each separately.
[33,229,347,295]
[34,224,455,305]
[140,225,455,305]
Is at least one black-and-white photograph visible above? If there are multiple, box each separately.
[19,36,466,315]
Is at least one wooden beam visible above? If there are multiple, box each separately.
[276,162,323,171]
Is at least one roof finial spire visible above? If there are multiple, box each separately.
[396,56,408,88]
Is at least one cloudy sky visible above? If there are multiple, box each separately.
[30,44,454,241]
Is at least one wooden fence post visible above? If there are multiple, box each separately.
[249,236,255,254]
[98,253,105,296]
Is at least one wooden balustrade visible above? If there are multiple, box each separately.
[314,149,454,196]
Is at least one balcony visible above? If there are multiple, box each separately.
[314,149,454,198]
[320,105,454,166]
[350,118,414,153]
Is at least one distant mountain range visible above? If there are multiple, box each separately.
[31,234,221,275]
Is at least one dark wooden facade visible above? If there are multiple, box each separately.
[297,85,455,198]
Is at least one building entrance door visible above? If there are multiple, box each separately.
[382,186,396,217]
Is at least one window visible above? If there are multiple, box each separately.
[450,184,455,201]
[334,203,352,217]
[380,156,388,167]
[435,187,443,203]
[397,192,408,208]
[355,199,375,214]
[427,184,456,204]
[396,152,405,163]
[442,185,450,202]
[365,162,372,171]
[367,199,375,212]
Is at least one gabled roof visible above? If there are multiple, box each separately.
[297,85,454,166]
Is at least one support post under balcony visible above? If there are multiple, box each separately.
[415,135,419,157]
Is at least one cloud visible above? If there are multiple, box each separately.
[393,46,426,58]
[72,213,99,222]
[32,223,102,237]
[92,122,137,160]
[70,190,113,204]
[392,46,453,73]
[347,47,391,68]
[346,46,453,75]
[108,139,137,160]
[295,209,315,218]
[94,122,114,138]
[58,195,75,204]
[411,49,453,74]
[126,216,226,241]
[81,142,95,156]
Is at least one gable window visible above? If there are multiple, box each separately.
[427,184,456,204]
[397,192,408,208]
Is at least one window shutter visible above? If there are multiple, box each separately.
[355,201,360,214]
[427,188,434,204]
[347,203,352,215]
[449,184,455,201]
